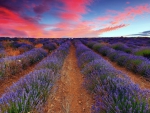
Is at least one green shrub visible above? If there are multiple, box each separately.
[87,41,96,48]
[92,43,103,51]
[134,49,150,59]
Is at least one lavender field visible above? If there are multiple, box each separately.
[0,37,150,113]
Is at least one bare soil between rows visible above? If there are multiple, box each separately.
[100,54,150,90]
[44,45,93,113]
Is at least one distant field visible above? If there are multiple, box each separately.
[0,37,150,113]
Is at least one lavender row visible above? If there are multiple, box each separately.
[0,41,34,58]
[0,42,4,49]
[0,41,71,113]
[0,43,6,58]
[42,42,57,52]
[89,38,150,47]
[85,41,150,78]
[74,40,150,113]
[17,43,34,54]
[35,41,71,73]
[0,49,6,58]
[82,39,150,77]
[32,38,67,46]
[109,42,150,60]
[110,42,133,53]
[12,42,33,48]
[0,48,48,78]
[95,38,150,59]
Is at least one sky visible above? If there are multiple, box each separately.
[0,0,150,38]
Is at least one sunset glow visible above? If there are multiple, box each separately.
[0,0,150,38]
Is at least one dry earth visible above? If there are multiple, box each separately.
[5,48,20,56]
[44,45,93,113]
[100,55,150,90]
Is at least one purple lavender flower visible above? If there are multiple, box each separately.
[0,40,71,112]
[74,40,150,113]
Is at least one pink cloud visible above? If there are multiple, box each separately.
[60,0,92,14]
[49,3,150,38]
[0,7,48,37]
[56,0,92,21]
[96,16,112,21]
[0,6,128,38]
[110,4,150,25]
[55,23,74,29]
[1,3,150,38]
[57,12,81,21]
[95,24,128,35]
[45,21,128,38]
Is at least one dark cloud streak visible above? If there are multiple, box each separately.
[0,0,25,11]
[33,0,58,14]
[129,30,150,36]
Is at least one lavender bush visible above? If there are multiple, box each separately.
[74,40,150,113]
[0,48,48,78]
[0,41,71,112]
[0,69,56,113]
[35,41,71,73]
[111,42,132,53]
[42,42,57,51]
[78,51,100,69]
[92,43,103,51]
[109,43,150,60]
[0,49,6,58]
[90,42,150,78]
[0,43,4,49]
[86,41,98,48]
[133,47,150,59]
[18,43,34,53]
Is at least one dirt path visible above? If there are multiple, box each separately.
[100,55,150,90]
[44,45,93,113]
